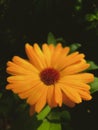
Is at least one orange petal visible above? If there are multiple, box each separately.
[42,43,51,67]
[33,43,46,67]
[51,43,63,68]
[35,86,48,113]
[55,47,70,70]
[77,89,92,100]
[29,105,36,116]
[47,85,57,108]
[62,93,75,107]
[12,56,39,73]
[7,75,39,83]
[6,80,41,95]
[25,43,45,70]
[61,60,90,75]
[59,53,85,71]
[27,83,45,105]
[18,81,41,99]
[61,73,94,83]
[59,79,90,91]
[6,62,38,76]
[59,83,82,103]
[54,85,62,107]
[48,44,55,55]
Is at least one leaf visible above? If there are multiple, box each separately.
[37,119,50,130]
[49,122,61,130]
[37,105,51,120]
[56,37,66,43]
[46,108,71,123]
[90,77,98,93]
[85,14,97,22]
[87,61,98,70]
[47,32,56,45]
[60,110,71,122]
[47,112,61,123]
[37,119,61,130]
[47,32,66,45]
[69,43,81,53]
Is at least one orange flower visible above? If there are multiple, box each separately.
[6,43,94,114]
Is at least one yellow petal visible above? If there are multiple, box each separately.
[35,86,48,113]
[6,80,41,94]
[59,83,82,103]
[42,43,51,67]
[18,81,41,99]
[59,51,79,70]
[33,43,46,67]
[48,44,55,55]
[61,60,90,75]
[27,83,45,105]
[62,93,75,107]
[59,53,85,71]
[47,85,57,107]
[77,89,92,100]
[59,79,90,90]
[25,43,45,70]
[7,61,38,76]
[55,46,70,70]
[7,75,39,83]
[51,43,63,68]
[12,56,39,73]
[54,85,62,107]
[61,73,94,83]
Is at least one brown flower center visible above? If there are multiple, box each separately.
[40,68,60,85]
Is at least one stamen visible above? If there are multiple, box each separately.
[40,68,60,85]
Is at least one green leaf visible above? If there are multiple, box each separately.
[46,108,71,123]
[47,111,61,122]
[37,105,51,120]
[85,14,97,22]
[87,61,98,70]
[75,5,82,11]
[47,32,66,45]
[56,37,66,44]
[47,32,56,45]
[37,119,50,130]
[49,122,61,130]
[60,110,71,122]
[37,119,61,130]
[69,43,81,53]
[90,77,98,93]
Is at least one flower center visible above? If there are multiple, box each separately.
[40,68,60,85]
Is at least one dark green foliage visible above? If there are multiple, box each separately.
[90,77,98,93]
[87,61,98,71]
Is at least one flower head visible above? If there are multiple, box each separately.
[6,43,94,114]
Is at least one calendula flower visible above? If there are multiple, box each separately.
[6,43,94,114]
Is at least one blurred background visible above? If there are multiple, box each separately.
[0,0,98,130]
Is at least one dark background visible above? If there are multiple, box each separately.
[0,0,98,130]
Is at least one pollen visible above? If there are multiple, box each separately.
[40,68,60,85]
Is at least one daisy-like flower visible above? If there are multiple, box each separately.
[6,43,94,114]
